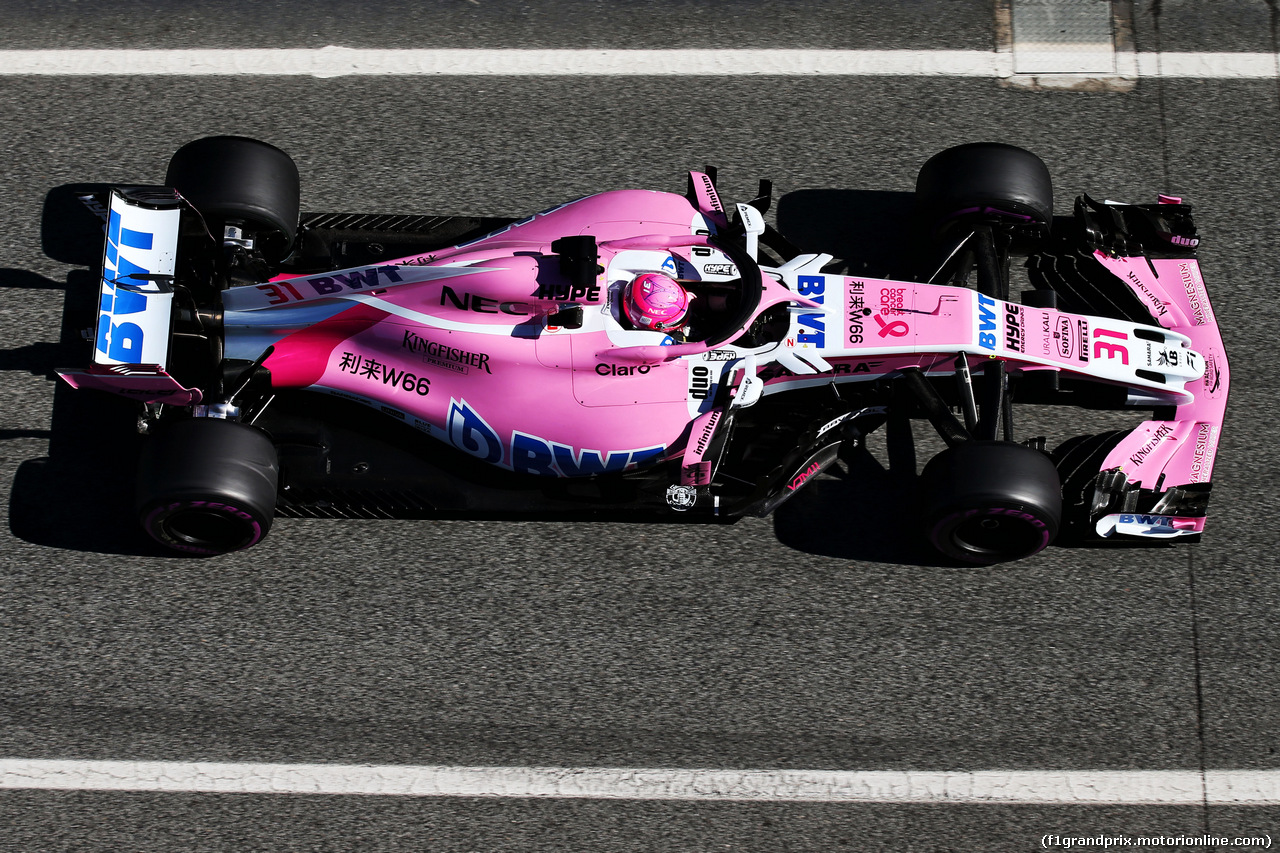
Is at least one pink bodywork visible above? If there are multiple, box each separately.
[236,182,776,477]
[213,180,1227,501]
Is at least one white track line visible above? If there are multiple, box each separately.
[3,760,1280,803]
[0,48,1275,78]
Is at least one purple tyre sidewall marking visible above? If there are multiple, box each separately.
[929,506,1053,562]
[143,500,265,555]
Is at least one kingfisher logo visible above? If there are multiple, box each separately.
[1128,422,1174,468]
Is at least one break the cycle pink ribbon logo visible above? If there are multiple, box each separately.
[874,314,910,337]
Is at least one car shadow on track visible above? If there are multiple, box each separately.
[772,413,950,567]
[4,264,170,556]
[775,188,921,279]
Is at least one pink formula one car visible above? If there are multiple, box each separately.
[58,138,1228,563]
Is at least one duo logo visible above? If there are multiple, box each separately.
[796,275,826,346]
[977,293,998,351]
[96,208,156,362]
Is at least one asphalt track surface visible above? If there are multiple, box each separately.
[2,1,1279,850]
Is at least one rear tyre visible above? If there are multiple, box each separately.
[915,142,1053,248]
[136,418,280,555]
[165,136,301,261]
[920,440,1062,565]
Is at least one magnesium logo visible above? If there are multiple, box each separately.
[1190,422,1216,483]
[1179,262,1212,326]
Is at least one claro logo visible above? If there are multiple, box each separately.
[596,363,651,376]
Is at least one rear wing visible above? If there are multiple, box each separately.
[57,188,201,405]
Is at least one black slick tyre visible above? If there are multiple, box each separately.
[915,142,1053,247]
[919,440,1062,565]
[165,136,301,260]
[136,418,280,556]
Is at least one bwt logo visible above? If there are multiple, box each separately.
[795,275,826,347]
[1118,514,1175,528]
[96,209,154,362]
[976,293,998,351]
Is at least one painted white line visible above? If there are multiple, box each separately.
[3,760,1280,803]
[0,47,1274,78]
[0,48,1008,78]
[1136,51,1280,78]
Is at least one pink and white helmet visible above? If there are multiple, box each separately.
[624,272,690,332]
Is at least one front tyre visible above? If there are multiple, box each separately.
[915,142,1053,250]
[136,419,280,555]
[920,440,1062,565]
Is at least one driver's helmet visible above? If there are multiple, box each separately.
[624,272,690,332]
